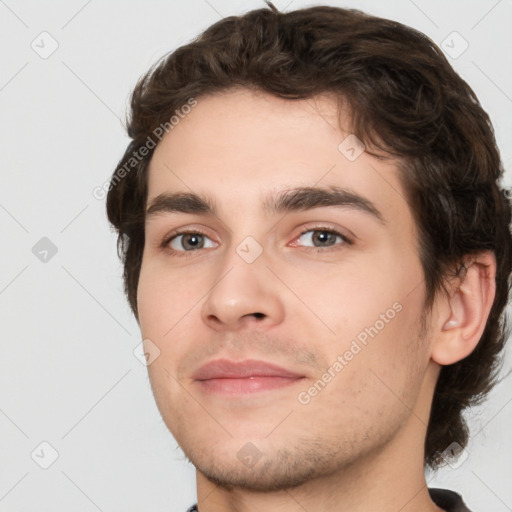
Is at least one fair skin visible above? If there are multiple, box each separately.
[137,88,495,512]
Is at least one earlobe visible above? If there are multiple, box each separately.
[431,251,496,366]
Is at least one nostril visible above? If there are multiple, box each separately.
[251,312,265,319]
[206,314,222,324]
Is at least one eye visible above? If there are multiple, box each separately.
[167,232,217,251]
[294,229,350,248]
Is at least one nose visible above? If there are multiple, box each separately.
[200,249,285,332]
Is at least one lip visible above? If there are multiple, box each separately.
[192,359,305,395]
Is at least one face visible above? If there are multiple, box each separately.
[137,88,432,491]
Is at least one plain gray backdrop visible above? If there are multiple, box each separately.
[1,0,511,511]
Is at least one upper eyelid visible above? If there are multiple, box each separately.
[161,225,216,242]
[297,226,346,237]
[295,224,354,242]
[165,225,347,239]
[164,229,216,246]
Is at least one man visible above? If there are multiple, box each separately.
[106,3,511,511]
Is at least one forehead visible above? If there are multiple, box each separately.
[146,88,410,225]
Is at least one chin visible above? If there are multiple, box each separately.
[183,438,349,492]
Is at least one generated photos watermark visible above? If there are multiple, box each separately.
[297,301,403,405]
[93,97,198,200]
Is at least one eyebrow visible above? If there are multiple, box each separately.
[145,185,384,224]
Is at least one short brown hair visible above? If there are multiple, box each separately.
[106,2,512,469]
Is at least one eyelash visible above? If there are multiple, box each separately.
[160,226,353,257]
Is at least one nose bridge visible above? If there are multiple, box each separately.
[200,236,284,330]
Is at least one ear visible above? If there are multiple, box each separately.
[431,251,496,366]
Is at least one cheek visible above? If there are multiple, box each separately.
[137,261,194,418]
[332,285,427,414]
[295,246,427,374]
[136,255,216,387]
[137,255,204,338]
[136,261,166,338]
[291,255,415,339]
[297,297,427,440]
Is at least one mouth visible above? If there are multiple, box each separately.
[192,358,306,395]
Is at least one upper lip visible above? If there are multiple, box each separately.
[192,359,304,380]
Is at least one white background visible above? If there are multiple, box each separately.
[1,0,511,511]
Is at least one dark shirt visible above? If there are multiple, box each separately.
[429,488,472,511]
[186,487,472,511]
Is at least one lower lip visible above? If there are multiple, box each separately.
[197,376,303,395]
